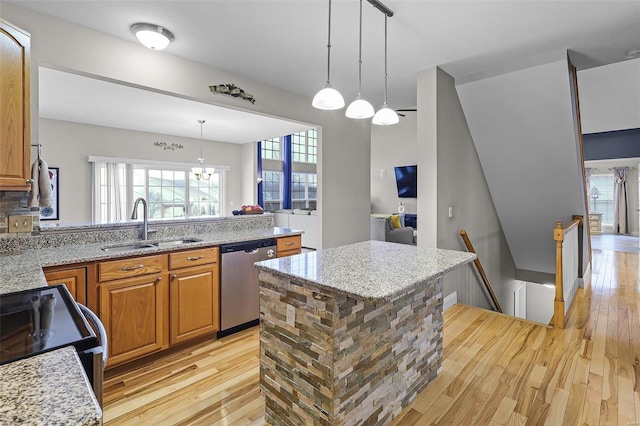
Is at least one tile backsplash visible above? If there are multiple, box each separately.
[0,191,39,236]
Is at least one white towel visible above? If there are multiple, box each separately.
[28,158,53,208]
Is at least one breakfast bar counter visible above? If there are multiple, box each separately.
[255,240,475,425]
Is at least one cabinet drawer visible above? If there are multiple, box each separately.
[99,254,166,282]
[169,247,218,270]
[277,235,301,252]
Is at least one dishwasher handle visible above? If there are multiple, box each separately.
[220,238,277,254]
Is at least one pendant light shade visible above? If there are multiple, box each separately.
[313,0,344,110]
[346,0,374,119]
[313,86,345,110]
[373,14,398,126]
[346,97,375,119]
[372,103,399,125]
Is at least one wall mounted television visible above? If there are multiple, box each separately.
[394,165,417,198]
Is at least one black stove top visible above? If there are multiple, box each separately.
[0,285,99,365]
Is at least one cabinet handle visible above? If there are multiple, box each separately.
[285,242,294,246]
[171,274,177,280]
[26,179,34,184]
[121,264,144,271]
[187,256,203,261]
[157,276,162,281]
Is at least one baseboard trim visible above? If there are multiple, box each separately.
[444,291,458,312]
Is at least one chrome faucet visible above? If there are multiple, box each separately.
[131,197,156,240]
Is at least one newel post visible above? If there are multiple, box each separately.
[554,221,565,328]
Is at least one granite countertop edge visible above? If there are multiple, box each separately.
[256,242,477,302]
[0,227,303,295]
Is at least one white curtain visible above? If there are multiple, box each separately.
[613,167,629,234]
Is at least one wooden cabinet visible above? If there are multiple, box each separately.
[589,213,602,235]
[44,266,87,304]
[169,248,219,345]
[0,19,31,191]
[277,235,302,258]
[98,255,169,367]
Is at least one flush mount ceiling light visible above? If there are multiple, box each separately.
[191,120,215,181]
[345,0,375,119]
[312,0,345,110]
[130,23,174,50]
[372,13,399,126]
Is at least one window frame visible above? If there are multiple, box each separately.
[90,156,227,223]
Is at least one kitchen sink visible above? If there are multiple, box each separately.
[153,238,202,248]
[101,242,156,252]
[101,238,202,252]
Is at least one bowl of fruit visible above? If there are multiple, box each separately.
[232,205,264,215]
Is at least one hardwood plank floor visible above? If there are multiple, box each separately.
[103,247,640,425]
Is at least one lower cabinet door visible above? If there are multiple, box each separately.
[99,273,168,367]
[170,264,219,345]
[44,267,87,304]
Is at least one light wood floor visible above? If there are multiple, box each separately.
[103,247,640,425]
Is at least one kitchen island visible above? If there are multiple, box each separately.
[255,240,475,425]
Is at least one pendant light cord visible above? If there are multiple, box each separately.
[326,0,333,85]
[198,119,205,162]
[383,14,388,104]
[357,0,363,96]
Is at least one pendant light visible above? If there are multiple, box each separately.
[191,120,215,181]
[312,0,345,110]
[345,0,375,119]
[372,14,399,125]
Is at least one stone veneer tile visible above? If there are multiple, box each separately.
[259,269,443,425]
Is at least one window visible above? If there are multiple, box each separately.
[262,170,282,211]
[261,137,281,160]
[590,174,614,224]
[92,159,224,223]
[259,129,317,211]
[291,172,317,209]
[292,129,317,164]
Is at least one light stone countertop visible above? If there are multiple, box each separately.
[0,227,301,295]
[0,346,102,425]
[255,240,476,301]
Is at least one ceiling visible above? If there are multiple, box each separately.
[38,67,312,143]
[7,0,640,140]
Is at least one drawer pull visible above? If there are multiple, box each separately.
[187,256,204,261]
[172,274,177,280]
[285,242,294,246]
[121,264,144,271]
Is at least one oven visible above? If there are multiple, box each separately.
[0,285,104,405]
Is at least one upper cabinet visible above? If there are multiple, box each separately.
[0,19,31,191]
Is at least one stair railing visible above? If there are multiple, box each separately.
[553,216,583,328]
[459,230,503,313]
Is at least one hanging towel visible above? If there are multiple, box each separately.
[28,158,53,208]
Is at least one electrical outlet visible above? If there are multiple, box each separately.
[8,215,33,233]
[286,304,295,327]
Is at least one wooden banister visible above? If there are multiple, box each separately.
[554,216,584,329]
[459,230,503,313]
[554,222,566,328]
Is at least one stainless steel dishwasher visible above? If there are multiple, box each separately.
[219,238,276,335]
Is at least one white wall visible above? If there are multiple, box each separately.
[3,3,371,249]
[578,58,640,134]
[416,67,518,312]
[526,282,555,324]
[370,113,418,215]
[585,158,640,235]
[38,119,245,223]
[457,59,587,275]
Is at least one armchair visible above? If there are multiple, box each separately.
[385,217,415,245]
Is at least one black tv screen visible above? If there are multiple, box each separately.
[394,165,417,198]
